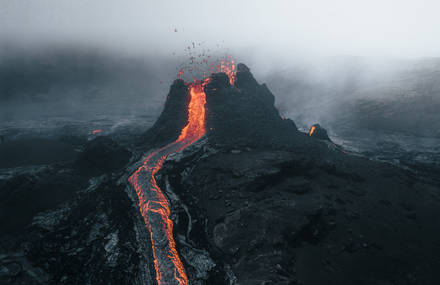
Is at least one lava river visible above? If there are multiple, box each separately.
[128,81,208,285]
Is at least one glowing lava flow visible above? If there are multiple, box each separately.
[128,80,208,285]
[129,56,236,284]
[309,126,316,136]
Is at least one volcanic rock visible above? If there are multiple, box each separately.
[0,167,88,235]
[139,79,190,148]
[163,135,440,285]
[309,123,331,141]
[74,136,131,176]
[205,64,301,148]
[1,177,155,284]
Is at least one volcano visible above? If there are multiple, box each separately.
[140,63,303,149]
[2,61,440,285]
[125,62,440,284]
[129,64,439,284]
[129,63,310,284]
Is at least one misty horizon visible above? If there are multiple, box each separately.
[1,0,440,137]
[2,0,440,59]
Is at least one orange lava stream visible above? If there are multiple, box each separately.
[309,126,316,136]
[128,80,208,285]
[129,59,235,284]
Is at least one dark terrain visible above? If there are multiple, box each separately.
[158,64,440,284]
[1,59,440,284]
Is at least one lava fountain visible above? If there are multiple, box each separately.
[129,59,235,284]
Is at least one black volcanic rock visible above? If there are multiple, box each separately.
[139,79,190,148]
[0,168,88,235]
[1,143,154,284]
[205,64,301,148]
[309,123,331,141]
[74,136,131,176]
[0,173,155,285]
[23,179,153,285]
[163,134,440,285]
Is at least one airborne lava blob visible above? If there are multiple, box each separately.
[129,59,235,284]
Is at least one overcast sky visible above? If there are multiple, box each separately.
[1,0,440,58]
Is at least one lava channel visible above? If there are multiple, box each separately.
[129,59,235,285]
[128,81,208,285]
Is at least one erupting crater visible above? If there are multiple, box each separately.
[128,59,236,284]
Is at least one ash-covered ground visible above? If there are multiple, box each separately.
[1,51,440,285]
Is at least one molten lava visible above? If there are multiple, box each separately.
[219,57,236,85]
[309,126,316,136]
[177,80,209,143]
[92,129,102,135]
[128,65,233,284]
